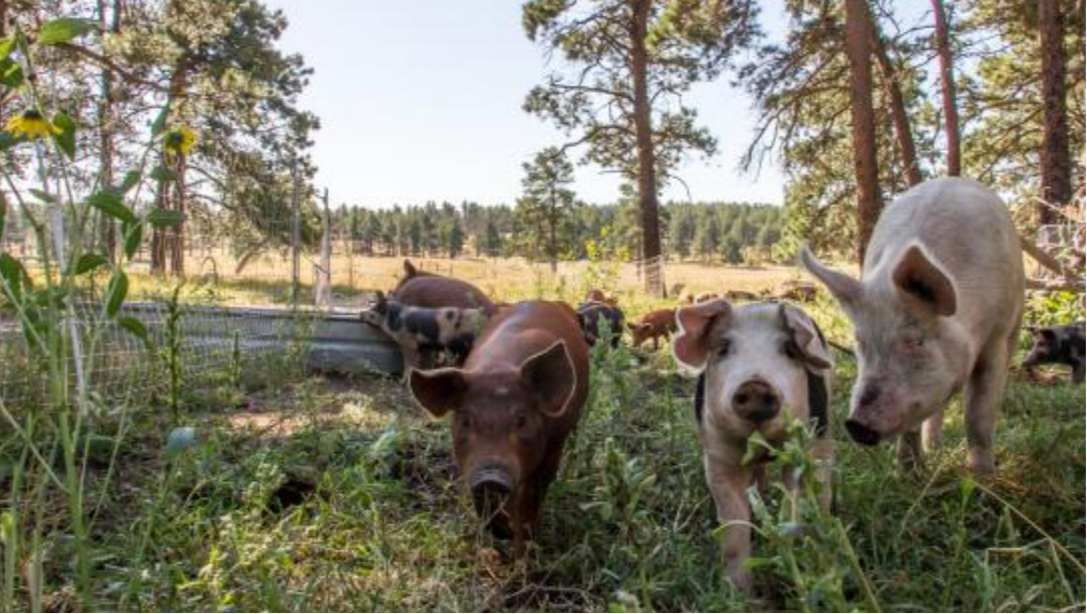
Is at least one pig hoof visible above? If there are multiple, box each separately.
[967,451,996,476]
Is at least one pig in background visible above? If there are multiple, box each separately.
[360,291,488,377]
[407,301,589,554]
[802,177,1024,474]
[1022,322,1085,384]
[672,299,834,591]
[576,300,625,348]
[627,308,678,350]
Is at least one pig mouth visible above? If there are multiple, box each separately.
[470,466,515,538]
[844,419,882,446]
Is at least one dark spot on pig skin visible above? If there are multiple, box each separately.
[404,311,439,340]
[694,372,705,423]
[806,369,829,436]
[445,310,455,322]
[386,304,403,332]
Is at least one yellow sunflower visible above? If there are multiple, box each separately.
[163,126,196,156]
[4,109,61,141]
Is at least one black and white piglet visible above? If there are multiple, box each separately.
[360,291,488,377]
[672,299,834,591]
[1022,322,1084,384]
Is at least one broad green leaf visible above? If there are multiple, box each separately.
[117,316,152,351]
[37,18,98,45]
[165,426,197,458]
[123,221,143,260]
[74,253,109,275]
[28,188,58,204]
[105,270,128,316]
[88,189,136,224]
[0,36,15,62]
[119,170,141,193]
[52,111,76,160]
[0,58,24,89]
[0,253,25,300]
[151,101,171,136]
[146,208,183,228]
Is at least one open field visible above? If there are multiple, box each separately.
[119,254,813,309]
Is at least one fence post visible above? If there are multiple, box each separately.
[315,188,332,308]
[290,163,301,309]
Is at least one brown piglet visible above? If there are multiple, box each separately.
[627,308,678,350]
[407,301,589,552]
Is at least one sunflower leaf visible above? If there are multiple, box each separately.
[74,253,109,275]
[122,220,143,260]
[88,189,136,224]
[147,208,184,228]
[37,18,98,45]
[52,111,76,159]
[117,316,152,351]
[105,270,128,316]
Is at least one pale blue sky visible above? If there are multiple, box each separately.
[265,0,790,208]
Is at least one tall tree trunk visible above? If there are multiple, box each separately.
[930,0,961,176]
[1038,0,1072,224]
[165,64,189,276]
[630,0,663,297]
[870,25,922,186]
[844,0,884,265]
[96,0,120,259]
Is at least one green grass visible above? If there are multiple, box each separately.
[4,333,1081,611]
[2,265,1084,611]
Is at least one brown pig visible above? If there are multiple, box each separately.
[407,301,589,551]
[392,259,496,315]
[627,308,678,350]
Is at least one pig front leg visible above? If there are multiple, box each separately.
[1072,360,1084,385]
[897,429,924,473]
[705,457,754,592]
[399,343,420,383]
[923,408,944,453]
[963,339,1011,474]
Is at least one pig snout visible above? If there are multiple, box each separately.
[732,379,781,424]
[846,382,884,445]
[470,464,514,515]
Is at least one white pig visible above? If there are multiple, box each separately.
[672,299,834,591]
[801,177,1024,474]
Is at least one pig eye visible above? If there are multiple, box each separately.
[458,413,473,430]
[515,412,528,430]
[717,339,732,357]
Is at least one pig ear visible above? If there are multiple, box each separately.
[520,340,577,418]
[892,243,957,317]
[779,304,833,371]
[408,367,466,418]
[799,245,862,310]
[672,299,733,376]
[403,259,418,279]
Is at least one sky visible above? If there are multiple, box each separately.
[264,0,790,209]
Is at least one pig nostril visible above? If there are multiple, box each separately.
[845,419,881,446]
[735,392,750,405]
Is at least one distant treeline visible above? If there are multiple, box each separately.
[332,201,783,264]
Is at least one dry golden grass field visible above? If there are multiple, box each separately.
[136,248,821,309]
